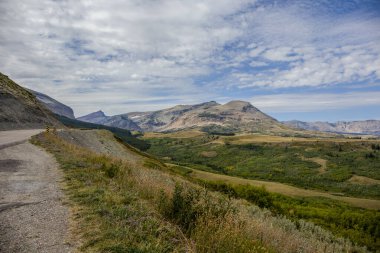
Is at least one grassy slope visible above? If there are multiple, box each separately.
[31,131,367,253]
[165,164,380,251]
[144,132,380,251]
[185,167,380,210]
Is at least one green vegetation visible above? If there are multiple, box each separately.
[144,134,380,251]
[201,124,236,135]
[198,180,380,251]
[145,135,380,199]
[54,114,150,151]
[31,131,366,253]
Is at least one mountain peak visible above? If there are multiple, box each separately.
[92,110,106,117]
[77,110,107,122]
[222,100,256,112]
[77,110,142,131]
[224,100,252,107]
[203,101,219,106]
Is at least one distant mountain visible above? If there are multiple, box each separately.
[0,72,61,130]
[30,90,75,119]
[283,120,380,135]
[122,100,291,134]
[127,100,282,133]
[77,110,142,131]
[77,110,108,124]
[80,100,287,133]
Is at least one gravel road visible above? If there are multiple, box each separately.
[0,130,73,252]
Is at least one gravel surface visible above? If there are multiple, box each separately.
[0,130,73,252]
[58,129,142,163]
[0,129,44,149]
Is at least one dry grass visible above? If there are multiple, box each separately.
[348,175,380,185]
[188,168,380,210]
[200,151,218,158]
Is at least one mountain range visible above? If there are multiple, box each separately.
[77,110,142,131]
[1,71,380,136]
[283,120,380,136]
[78,100,292,134]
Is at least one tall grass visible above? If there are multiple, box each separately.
[32,132,369,253]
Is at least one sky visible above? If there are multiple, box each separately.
[0,0,379,121]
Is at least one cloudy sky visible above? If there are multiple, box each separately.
[0,0,379,121]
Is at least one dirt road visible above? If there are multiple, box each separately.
[0,130,73,252]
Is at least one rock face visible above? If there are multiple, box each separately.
[0,72,61,130]
[126,100,285,133]
[77,110,108,124]
[30,90,75,119]
[77,110,142,131]
[283,120,380,135]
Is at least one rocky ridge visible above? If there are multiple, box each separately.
[283,120,380,135]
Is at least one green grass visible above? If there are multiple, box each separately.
[144,134,380,251]
[197,179,380,251]
[145,135,380,199]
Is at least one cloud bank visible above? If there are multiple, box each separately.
[0,0,379,117]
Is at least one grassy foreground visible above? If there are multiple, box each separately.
[32,132,368,252]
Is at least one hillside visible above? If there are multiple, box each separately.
[77,110,142,131]
[283,120,380,135]
[30,129,370,252]
[30,89,75,119]
[143,130,380,250]
[0,72,61,130]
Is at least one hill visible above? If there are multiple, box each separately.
[0,72,61,130]
[283,120,380,135]
[30,89,75,119]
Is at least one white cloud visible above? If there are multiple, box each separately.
[249,61,268,67]
[251,91,380,113]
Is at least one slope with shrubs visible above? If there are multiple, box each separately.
[54,114,150,151]
[32,131,368,253]
[145,134,380,250]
